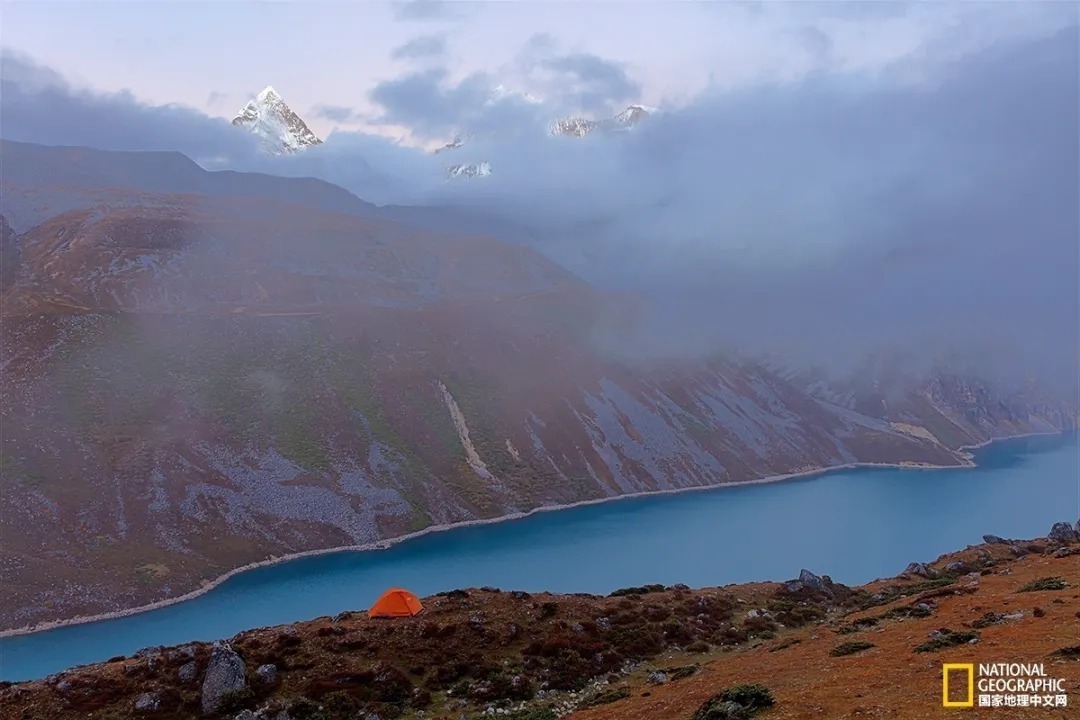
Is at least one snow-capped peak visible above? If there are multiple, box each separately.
[445,161,492,180]
[551,104,656,138]
[613,104,654,127]
[232,85,322,155]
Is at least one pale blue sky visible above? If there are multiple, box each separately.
[3,1,1074,139]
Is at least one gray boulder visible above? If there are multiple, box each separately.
[799,569,828,591]
[903,562,938,579]
[134,693,161,712]
[646,670,668,685]
[983,534,1009,544]
[1074,519,1080,534]
[1048,521,1079,543]
[178,661,198,683]
[201,641,247,714]
[256,663,278,684]
[943,561,968,574]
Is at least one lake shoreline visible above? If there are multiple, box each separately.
[0,429,1065,642]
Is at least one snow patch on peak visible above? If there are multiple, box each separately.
[551,105,655,138]
[446,161,492,180]
[550,116,597,138]
[488,84,542,106]
[614,105,654,127]
[256,85,281,102]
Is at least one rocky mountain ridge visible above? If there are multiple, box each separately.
[1,141,1075,634]
[436,104,657,180]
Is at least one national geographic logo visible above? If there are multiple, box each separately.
[943,663,1069,709]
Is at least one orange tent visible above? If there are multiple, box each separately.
[368,588,423,618]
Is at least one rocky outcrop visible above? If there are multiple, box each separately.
[902,562,938,579]
[201,642,247,714]
[1048,521,1079,543]
[256,663,278,685]
[133,693,161,712]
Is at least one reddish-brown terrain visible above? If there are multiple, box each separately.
[2,530,1078,720]
[1,139,1076,631]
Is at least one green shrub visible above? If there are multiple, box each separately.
[767,637,802,652]
[690,684,775,720]
[766,598,825,627]
[609,584,666,597]
[1050,645,1080,659]
[669,664,700,680]
[880,604,933,620]
[609,625,665,658]
[321,690,358,715]
[720,684,775,711]
[580,686,631,707]
[914,630,980,653]
[217,687,256,714]
[1018,577,1068,592]
[970,612,1005,629]
[830,640,875,657]
[468,710,557,720]
[910,576,957,592]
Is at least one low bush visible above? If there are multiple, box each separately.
[970,612,1005,629]
[914,630,980,653]
[216,687,256,714]
[468,710,556,720]
[767,637,802,652]
[1019,577,1068,592]
[691,684,775,720]
[669,664,700,680]
[1050,645,1080,659]
[610,584,666,597]
[830,641,875,657]
[743,615,778,634]
[580,686,631,707]
[766,598,825,627]
[609,625,665,658]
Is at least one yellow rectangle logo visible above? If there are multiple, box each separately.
[943,663,975,708]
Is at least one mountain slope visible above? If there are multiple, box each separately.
[0,142,1075,633]
[0,140,377,233]
[231,86,322,155]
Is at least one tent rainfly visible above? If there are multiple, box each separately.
[368,588,424,618]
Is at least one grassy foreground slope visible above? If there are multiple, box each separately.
[2,525,1078,720]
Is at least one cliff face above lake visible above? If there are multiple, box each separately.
[2,141,1076,631]
[2,529,1078,719]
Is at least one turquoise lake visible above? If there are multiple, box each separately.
[2,433,1077,681]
